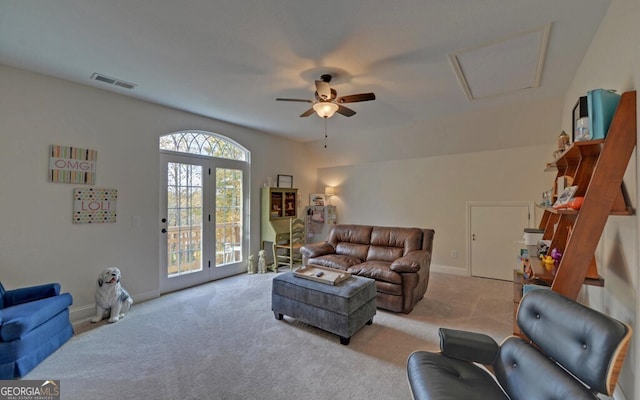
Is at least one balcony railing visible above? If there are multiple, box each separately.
[166,224,242,276]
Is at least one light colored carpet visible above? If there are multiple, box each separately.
[25,271,512,400]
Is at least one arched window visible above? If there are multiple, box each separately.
[159,130,249,161]
[159,131,250,293]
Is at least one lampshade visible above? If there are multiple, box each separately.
[324,186,335,195]
[313,102,339,118]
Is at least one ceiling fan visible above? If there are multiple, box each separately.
[276,74,375,118]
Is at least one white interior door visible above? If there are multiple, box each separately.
[469,202,532,281]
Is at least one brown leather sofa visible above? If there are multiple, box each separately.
[300,224,434,314]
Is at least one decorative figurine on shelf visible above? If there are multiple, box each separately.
[553,131,571,159]
[537,242,549,259]
[522,257,534,279]
[558,130,570,150]
[247,254,256,274]
[258,250,267,274]
[543,255,555,270]
[550,248,563,263]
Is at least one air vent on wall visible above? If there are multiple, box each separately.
[90,73,137,90]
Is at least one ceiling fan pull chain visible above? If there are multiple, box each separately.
[324,117,328,148]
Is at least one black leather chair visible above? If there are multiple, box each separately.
[407,289,632,400]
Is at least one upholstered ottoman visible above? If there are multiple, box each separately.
[272,272,376,345]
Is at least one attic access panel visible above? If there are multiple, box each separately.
[449,24,551,100]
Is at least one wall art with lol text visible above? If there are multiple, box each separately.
[73,188,117,224]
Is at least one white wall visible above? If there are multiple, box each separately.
[311,93,564,274]
[309,92,565,275]
[0,65,318,320]
[561,0,639,398]
[317,143,553,275]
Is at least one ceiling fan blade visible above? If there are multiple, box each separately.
[299,108,316,117]
[276,98,313,103]
[336,105,356,117]
[315,80,332,101]
[337,93,376,103]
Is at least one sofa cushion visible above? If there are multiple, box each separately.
[333,242,367,261]
[367,246,404,262]
[371,227,423,255]
[327,224,373,247]
[300,242,335,259]
[348,260,402,284]
[328,225,372,260]
[307,254,362,271]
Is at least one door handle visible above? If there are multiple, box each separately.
[161,218,167,223]
[161,228,167,233]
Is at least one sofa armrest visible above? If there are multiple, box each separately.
[439,328,499,365]
[3,283,61,307]
[390,250,429,273]
[300,242,336,259]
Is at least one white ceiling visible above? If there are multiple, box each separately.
[0,0,610,148]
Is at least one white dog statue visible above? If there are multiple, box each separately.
[258,250,266,274]
[247,253,256,274]
[91,267,133,323]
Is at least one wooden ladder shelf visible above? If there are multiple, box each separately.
[550,91,636,299]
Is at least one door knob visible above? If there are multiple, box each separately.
[161,218,167,223]
[161,228,167,233]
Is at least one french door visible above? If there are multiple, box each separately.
[160,152,248,293]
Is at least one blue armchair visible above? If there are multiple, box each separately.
[0,281,74,379]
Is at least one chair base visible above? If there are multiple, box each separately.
[0,310,73,379]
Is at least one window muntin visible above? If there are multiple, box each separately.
[160,131,248,161]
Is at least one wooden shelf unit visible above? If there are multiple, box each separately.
[514,91,636,335]
[261,187,298,266]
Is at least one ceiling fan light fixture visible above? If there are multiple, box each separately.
[313,102,339,118]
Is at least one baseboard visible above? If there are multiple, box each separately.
[430,264,469,276]
[70,288,160,324]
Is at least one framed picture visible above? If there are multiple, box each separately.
[49,144,97,184]
[277,174,293,188]
[310,193,326,206]
[572,96,588,142]
[553,185,578,208]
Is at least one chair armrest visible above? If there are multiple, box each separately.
[300,242,335,259]
[0,293,73,341]
[3,283,61,307]
[439,328,499,365]
[390,250,430,273]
